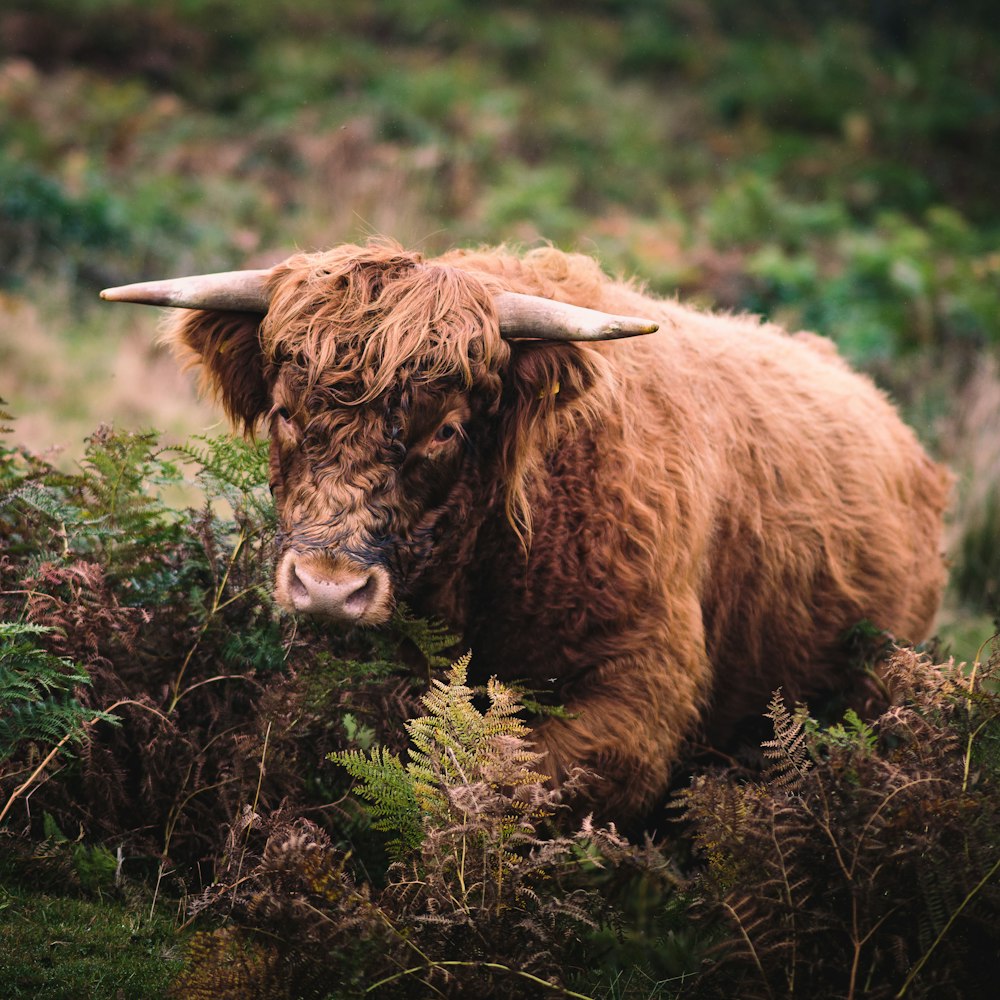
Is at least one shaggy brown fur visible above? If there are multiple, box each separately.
[168,239,951,822]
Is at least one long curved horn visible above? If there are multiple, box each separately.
[496,292,658,341]
[100,269,272,312]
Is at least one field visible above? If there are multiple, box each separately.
[1,2,999,997]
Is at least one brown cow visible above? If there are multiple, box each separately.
[102,240,951,821]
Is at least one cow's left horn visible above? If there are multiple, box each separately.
[495,292,658,341]
[100,269,273,312]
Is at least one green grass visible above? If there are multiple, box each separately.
[0,884,183,999]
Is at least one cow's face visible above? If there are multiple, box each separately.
[163,244,613,626]
[266,367,493,624]
[252,253,510,625]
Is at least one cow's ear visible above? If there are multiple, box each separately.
[166,309,270,433]
[503,340,607,416]
[499,342,609,538]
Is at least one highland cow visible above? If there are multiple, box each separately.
[102,241,950,820]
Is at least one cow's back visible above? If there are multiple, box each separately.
[621,310,950,727]
[452,247,950,738]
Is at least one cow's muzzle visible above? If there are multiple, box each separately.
[275,550,392,625]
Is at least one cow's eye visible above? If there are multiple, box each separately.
[274,406,291,422]
[432,423,458,444]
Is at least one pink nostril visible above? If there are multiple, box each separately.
[289,566,309,603]
[344,574,376,614]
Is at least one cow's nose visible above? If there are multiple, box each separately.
[278,552,390,624]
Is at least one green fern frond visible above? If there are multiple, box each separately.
[78,429,180,544]
[170,435,273,524]
[0,622,118,764]
[297,655,404,718]
[0,623,89,693]
[4,428,187,578]
[405,654,548,807]
[385,603,461,670]
[822,707,879,755]
[332,745,423,854]
[330,653,549,858]
[0,698,89,754]
[0,482,84,524]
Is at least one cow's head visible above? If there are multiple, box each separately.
[102,242,657,625]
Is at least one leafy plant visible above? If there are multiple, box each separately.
[678,647,1000,999]
[179,657,671,999]
[0,622,117,767]
[170,435,274,529]
[954,486,1000,615]
[332,653,550,857]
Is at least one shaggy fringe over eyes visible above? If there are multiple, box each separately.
[258,241,616,540]
[261,242,509,404]
[168,239,617,541]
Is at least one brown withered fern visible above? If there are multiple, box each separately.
[172,810,386,1000]
[0,427,426,875]
[174,808,655,1000]
[173,663,668,999]
[678,645,1000,1000]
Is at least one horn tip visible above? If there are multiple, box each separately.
[607,319,659,338]
[100,285,149,303]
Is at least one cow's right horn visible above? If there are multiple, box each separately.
[100,269,273,312]
[496,292,659,341]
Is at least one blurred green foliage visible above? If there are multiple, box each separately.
[955,487,1000,614]
[1,0,998,365]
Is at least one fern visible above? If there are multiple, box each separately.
[0,622,118,764]
[330,653,549,857]
[220,621,286,675]
[0,481,85,526]
[379,602,460,671]
[300,653,402,703]
[3,430,271,598]
[169,434,273,526]
[407,655,548,810]
[0,424,288,865]
[761,689,812,789]
[817,707,879,756]
[75,427,184,572]
[191,666,651,999]
[683,650,1000,999]
[1,427,186,582]
[332,744,424,854]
